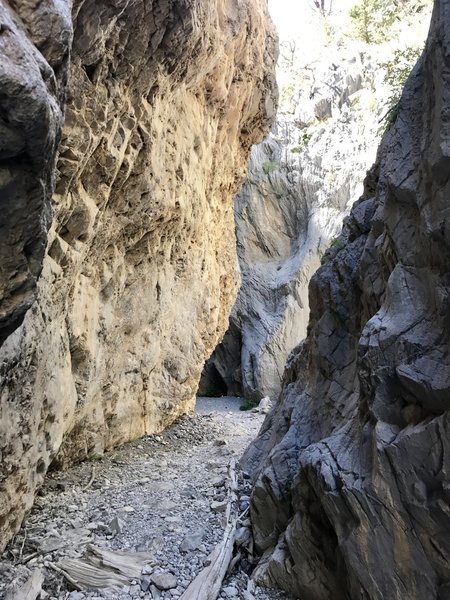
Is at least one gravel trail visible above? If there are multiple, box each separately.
[0,397,295,600]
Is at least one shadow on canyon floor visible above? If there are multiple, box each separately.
[0,398,295,600]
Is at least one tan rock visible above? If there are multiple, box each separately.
[0,0,277,550]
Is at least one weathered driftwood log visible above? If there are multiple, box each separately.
[180,459,238,600]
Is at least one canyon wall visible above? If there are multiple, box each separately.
[201,47,387,401]
[0,0,72,344]
[0,0,277,550]
[243,1,450,598]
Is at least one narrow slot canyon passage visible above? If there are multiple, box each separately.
[0,398,288,600]
[0,0,447,599]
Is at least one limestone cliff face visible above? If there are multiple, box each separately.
[243,1,450,598]
[0,0,277,550]
[201,45,396,401]
[0,0,72,344]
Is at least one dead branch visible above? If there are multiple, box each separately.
[180,459,238,600]
[47,562,83,591]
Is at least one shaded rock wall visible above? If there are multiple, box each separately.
[0,0,72,344]
[243,1,450,598]
[201,47,393,401]
[0,0,277,550]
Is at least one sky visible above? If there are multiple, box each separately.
[268,0,306,40]
[267,0,356,42]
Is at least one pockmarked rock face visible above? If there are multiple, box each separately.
[0,0,277,550]
[0,0,72,344]
[243,1,450,598]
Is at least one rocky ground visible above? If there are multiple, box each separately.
[0,397,296,600]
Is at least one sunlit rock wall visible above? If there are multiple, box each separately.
[0,0,277,550]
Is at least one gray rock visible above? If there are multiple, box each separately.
[150,585,162,600]
[150,573,178,591]
[0,0,71,346]
[210,500,228,513]
[68,593,85,600]
[222,587,238,598]
[109,516,125,535]
[179,531,204,552]
[257,397,272,414]
[200,45,394,402]
[243,4,450,599]
[129,584,141,597]
[141,565,154,576]
[234,526,251,547]
[211,476,225,488]
[0,0,278,553]
[140,576,152,592]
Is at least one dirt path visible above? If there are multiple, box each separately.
[0,397,295,600]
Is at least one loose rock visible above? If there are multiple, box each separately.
[150,572,178,591]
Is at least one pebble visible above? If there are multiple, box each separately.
[223,586,239,598]
[68,593,85,600]
[150,584,162,599]
[234,526,251,547]
[180,531,204,552]
[141,564,154,576]
[210,500,227,513]
[130,584,141,596]
[211,477,225,487]
[151,572,178,591]
[109,516,125,534]
[165,516,182,523]
[140,576,152,592]
[0,401,280,600]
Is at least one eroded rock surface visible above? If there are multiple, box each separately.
[0,0,72,344]
[0,0,277,550]
[243,1,450,598]
[201,44,401,401]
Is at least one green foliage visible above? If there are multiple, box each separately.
[201,384,223,398]
[301,132,312,146]
[321,236,345,264]
[262,160,279,175]
[347,0,431,44]
[291,132,312,154]
[381,45,423,132]
[239,398,258,411]
[384,45,423,96]
[348,0,395,43]
[381,102,399,134]
[330,236,345,251]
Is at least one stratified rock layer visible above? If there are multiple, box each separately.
[0,0,276,550]
[0,0,72,344]
[243,2,450,598]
